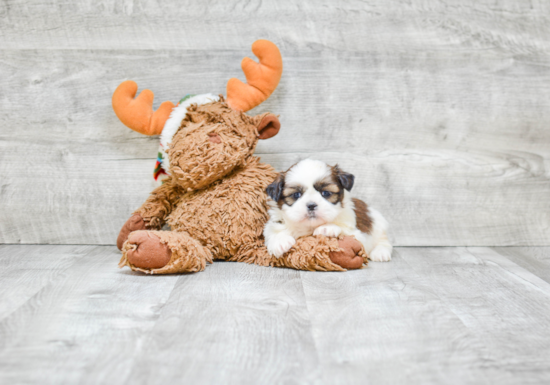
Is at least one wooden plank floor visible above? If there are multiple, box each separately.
[0,246,549,385]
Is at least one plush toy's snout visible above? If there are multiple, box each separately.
[208,132,222,143]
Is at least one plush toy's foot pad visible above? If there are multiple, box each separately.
[329,237,365,270]
[125,231,172,269]
[117,214,147,250]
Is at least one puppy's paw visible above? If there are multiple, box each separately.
[267,234,297,258]
[313,224,342,238]
[369,245,392,262]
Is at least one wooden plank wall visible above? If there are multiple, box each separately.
[1,0,549,246]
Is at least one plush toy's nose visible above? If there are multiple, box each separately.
[208,133,221,144]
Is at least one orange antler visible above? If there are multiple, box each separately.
[112,80,175,135]
[226,40,283,112]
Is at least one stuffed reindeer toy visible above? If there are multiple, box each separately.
[113,40,366,274]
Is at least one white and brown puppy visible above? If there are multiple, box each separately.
[264,159,392,262]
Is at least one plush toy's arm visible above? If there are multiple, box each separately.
[117,178,181,250]
[234,235,367,271]
[133,178,180,229]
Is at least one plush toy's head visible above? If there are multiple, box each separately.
[166,99,279,190]
[112,40,283,189]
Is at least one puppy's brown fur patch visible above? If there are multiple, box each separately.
[352,198,373,234]
[314,176,343,205]
[282,184,305,206]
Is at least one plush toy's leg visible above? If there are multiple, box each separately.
[117,214,148,250]
[234,235,367,271]
[119,230,213,274]
[328,236,366,269]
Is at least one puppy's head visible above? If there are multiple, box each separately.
[266,159,354,227]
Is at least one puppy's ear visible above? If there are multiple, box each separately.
[266,173,285,201]
[334,166,355,191]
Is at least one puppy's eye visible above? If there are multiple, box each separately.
[292,192,302,200]
[321,191,332,198]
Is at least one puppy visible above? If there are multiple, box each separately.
[263,159,392,262]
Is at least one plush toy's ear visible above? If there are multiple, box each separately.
[257,113,281,140]
[334,166,355,191]
[266,173,285,201]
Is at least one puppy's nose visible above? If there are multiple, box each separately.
[307,202,317,211]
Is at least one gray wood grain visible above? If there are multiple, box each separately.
[0,245,91,320]
[301,247,550,384]
[1,47,549,245]
[1,0,549,52]
[125,262,319,385]
[402,247,550,383]
[0,245,179,385]
[300,250,489,384]
[1,245,550,384]
[491,247,550,284]
[2,0,550,246]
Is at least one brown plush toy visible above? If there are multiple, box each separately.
[113,40,367,274]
